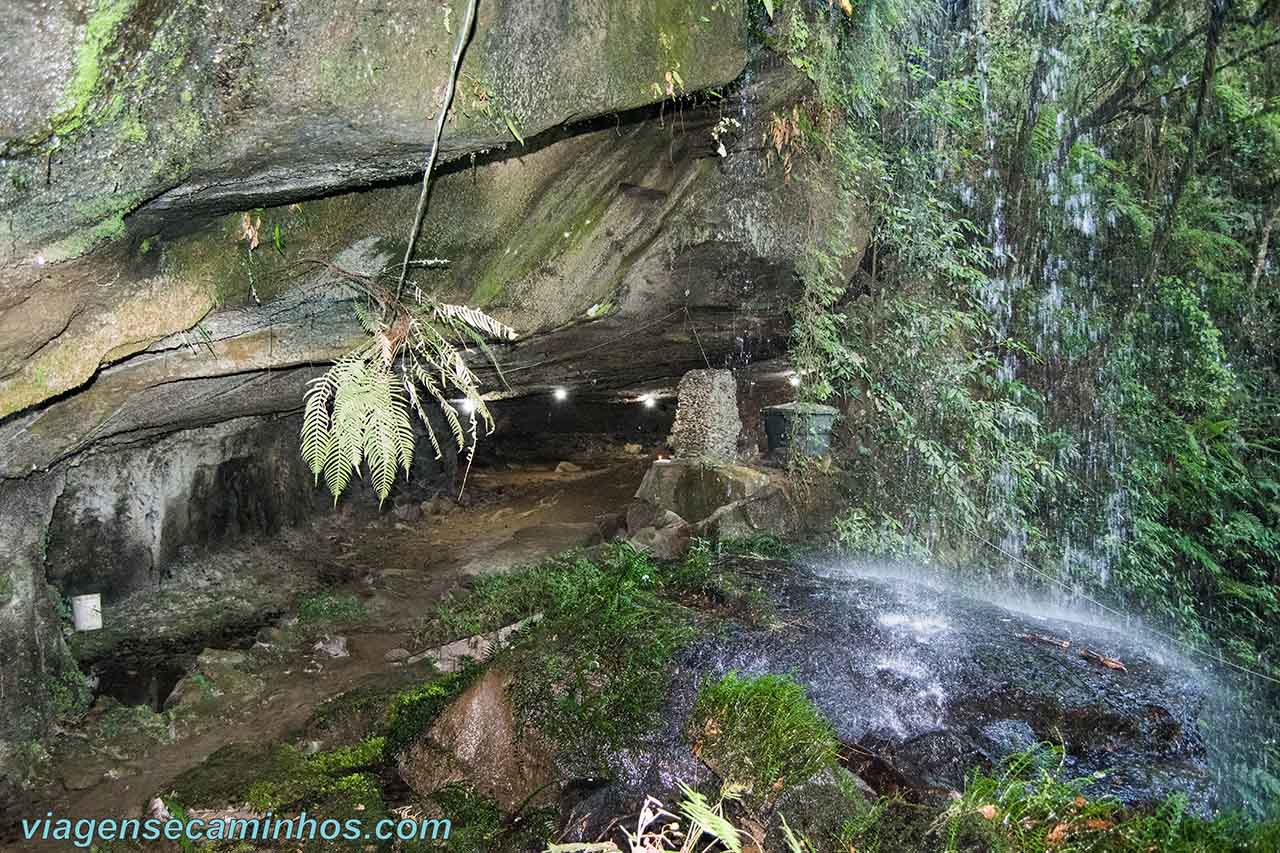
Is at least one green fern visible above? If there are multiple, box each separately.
[300,275,515,505]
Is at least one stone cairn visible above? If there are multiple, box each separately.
[668,368,742,462]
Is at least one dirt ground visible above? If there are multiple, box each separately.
[3,456,648,846]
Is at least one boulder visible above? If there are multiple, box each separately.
[625,500,685,533]
[627,519,694,561]
[677,562,1222,811]
[594,511,628,543]
[164,648,262,710]
[668,369,742,462]
[399,667,556,812]
[694,485,798,541]
[634,460,771,525]
[312,636,349,659]
[560,561,1231,841]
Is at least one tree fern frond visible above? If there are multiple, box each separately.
[301,375,336,481]
[434,302,517,341]
[299,268,517,503]
[440,399,466,451]
[403,372,445,462]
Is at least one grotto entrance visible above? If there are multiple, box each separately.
[3,355,802,842]
[10,424,649,836]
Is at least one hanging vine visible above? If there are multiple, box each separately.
[300,0,501,505]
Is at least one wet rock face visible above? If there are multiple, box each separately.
[685,563,1216,809]
[0,472,80,791]
[1,0,749,261]
[573,561,1220,831]
[44,416,329,601]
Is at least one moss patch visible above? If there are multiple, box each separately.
[384,666,482,759]
[53,0,141,138]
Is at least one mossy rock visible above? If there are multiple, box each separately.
[768,765,871,849]
[169,742,273,808]
[304,685,402,751]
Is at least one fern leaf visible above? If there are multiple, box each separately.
[441,399,466,451]
[402,372,443,467]
[363,370,402,503]
[301,373,336,481]
[678,783,742,853]
[435,303,517,341]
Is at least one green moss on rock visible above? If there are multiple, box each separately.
[53,0,140,138]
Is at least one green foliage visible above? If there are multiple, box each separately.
[419,784,501,853]
[236,743,385,822]
[690,672,838,807]
[783,0,1280,771]
[502,544,693,770]
[940,745,1280,852]
[306,736,385,774]
[550,748,1278,852]
[418,544,698,771]
[383,665,481,758]
[295,592,367,626]
[300,270,515,504]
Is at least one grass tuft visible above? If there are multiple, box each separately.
[691,672,839,807]
[296,592,367,625]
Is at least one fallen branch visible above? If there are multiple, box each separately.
[1019,632,1071,650]
[1080,648,1127,672]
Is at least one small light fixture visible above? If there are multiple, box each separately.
[552,387,569,402]
[33,254,45,267]
[788,374,802,387]
[641,394,656,409]
[457,398,475,414]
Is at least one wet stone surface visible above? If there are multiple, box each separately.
[694,561,1214,808]
[575,558,1219,829]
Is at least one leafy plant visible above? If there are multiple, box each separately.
[295,592,367,625]
[299,274,515,504]
[939,745,1280,852]
[690,672,838,807]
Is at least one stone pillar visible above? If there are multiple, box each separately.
[668,369,742,462]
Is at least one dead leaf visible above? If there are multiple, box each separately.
[238,213,261,250]
[839,0,854,15]
[1047,822,1069,845]
[1085,819,1114,831]
[977,804,998,820]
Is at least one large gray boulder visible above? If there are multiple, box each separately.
[634,459,770,525]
